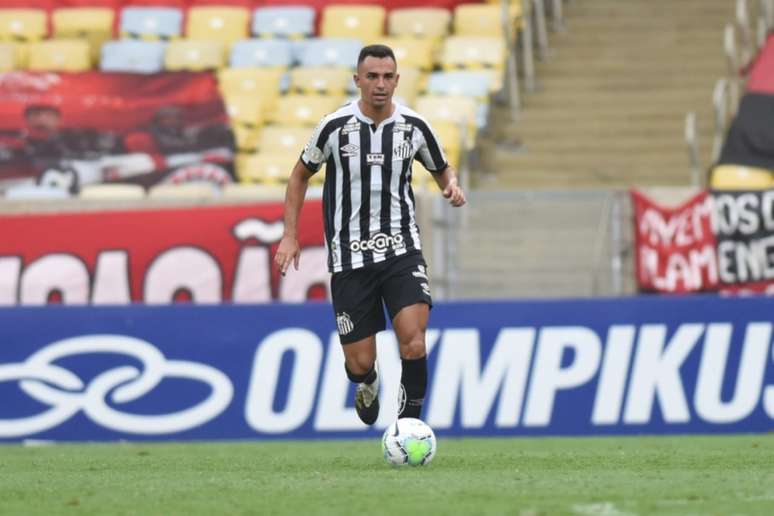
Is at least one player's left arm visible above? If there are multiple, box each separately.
[432,165,466,207]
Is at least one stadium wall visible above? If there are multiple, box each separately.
[2,296,774,441]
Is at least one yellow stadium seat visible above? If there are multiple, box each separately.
[415,94,478,145]
[28,39,92,72]
[165,40,224,70]
[440,36,506,70]
[186,6,249,45]
[393,66,423,107]
[289,66,352,95]
[53,7,114,62]
[388,8,451,39]
[453,4,522,38]
[321,5,386,40]
[375,37,434,71]
[224,96,264,152]
[415,95,477,127]
[431,121,463,168]
[237,152,297,184]
[257,126,312,154]
[710,165,774,190]
[269,94,344,127]
[0,42,16,71]
[0,9,46,42]
[217,68,284,118]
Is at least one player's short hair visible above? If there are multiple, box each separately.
[357,44,396,67]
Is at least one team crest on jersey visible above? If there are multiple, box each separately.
[393,122,413,133]
[393,140,413,160]
[336,312,354,336]
[341,122,360,135]
[306,146,324,163]
[340,143,359,158]
[366,153,384,165]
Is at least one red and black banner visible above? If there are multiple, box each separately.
[0,71,234,191]
[0,201,327,305]
[633,189,774,295]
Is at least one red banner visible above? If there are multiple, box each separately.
[0,71,234,190]
[631,190,718,293]
[0,201,327,305]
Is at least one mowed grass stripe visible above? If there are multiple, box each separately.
[1,434,772,516]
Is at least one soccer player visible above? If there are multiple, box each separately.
[274,44,466,425]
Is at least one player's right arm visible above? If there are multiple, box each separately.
[274,116,332,275]
[275,160,315,275]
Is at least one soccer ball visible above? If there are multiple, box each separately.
[381,418,437,466]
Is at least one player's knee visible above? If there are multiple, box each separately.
[400,334,426,359]
[345,351,375,374]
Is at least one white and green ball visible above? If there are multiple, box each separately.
[381,418,437,466]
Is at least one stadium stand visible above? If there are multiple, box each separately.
[164,38,224,70]
[52,6,114,61]
[0,42,16,70]
[100,39,166,72]
[79,183,146,199]
[0,9,48,42]
[148,182,220,199]
[387,7,451,39]
[710,164,774,190]
[228,38,293,67]
[28,39,92,71]
[119,6,183,40]
[186,6,250,45]
[0,0,537,194]
[320,5,386,40]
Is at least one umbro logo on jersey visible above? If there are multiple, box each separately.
[341,122,360,135]
[393,140,412,160]
[336,312,354,335]
[340,143,359,157]
[394,122,413,132]
[366,153,384,165]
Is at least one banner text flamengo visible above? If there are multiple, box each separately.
[633,188,774,294]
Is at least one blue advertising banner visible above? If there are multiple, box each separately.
[1,296,774,441]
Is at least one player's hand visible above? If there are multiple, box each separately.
[443,180,466,207]
[274,235,301,276]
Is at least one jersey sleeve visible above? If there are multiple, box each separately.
[300,118,332,173]
[414,120,449,174]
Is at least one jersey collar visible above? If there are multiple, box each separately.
[352,100,399,130]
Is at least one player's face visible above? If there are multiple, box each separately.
[354,56,399,110]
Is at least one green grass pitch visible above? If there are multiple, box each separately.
[1,434,773,515]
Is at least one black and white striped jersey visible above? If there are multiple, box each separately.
[300,101,448,273]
